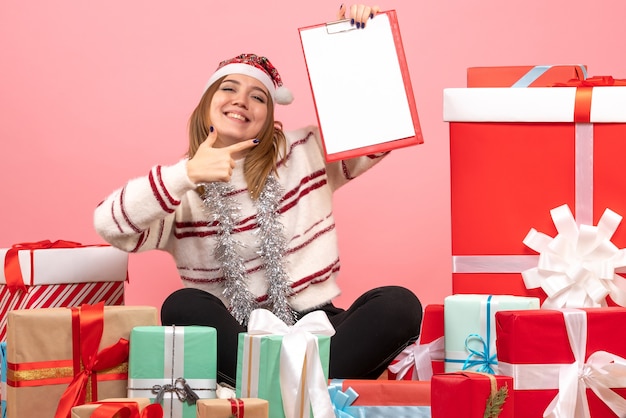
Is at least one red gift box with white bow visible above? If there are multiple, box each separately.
[445,76,626,307]
[496,307,626,417]
[387,304,444,380]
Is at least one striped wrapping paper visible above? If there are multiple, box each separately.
[0,244,127,341]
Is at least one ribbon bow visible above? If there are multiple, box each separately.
[90,402,164,418]
[462,334,497,374]
[522,204,626,308]
[247,308,336,418]
[552,76,626,123]
[3,240,83,292]
[388,336,444,381]
[152,377,200,406]
[553,75,626,87]
[544,309,626,418]
[54,302,130,418]
[328,381,359,418]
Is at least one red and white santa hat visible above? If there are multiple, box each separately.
[205,53,294,105]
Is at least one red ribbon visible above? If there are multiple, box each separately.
[553,76,626,123]
[3,240,84,293]
[54,302,130,418]
[230,398,245,418]
[90,402,164,418]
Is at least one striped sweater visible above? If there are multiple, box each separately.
[94,125,388,312]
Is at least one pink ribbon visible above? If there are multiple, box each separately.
[388,337,444,380]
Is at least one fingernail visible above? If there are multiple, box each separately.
[350,18,354,25]
[209,125,214,133]
[361,21,366,28]
[253,139,260,143]
[339,3,343,9]
[356,22,361,29]
[370,13,374,19]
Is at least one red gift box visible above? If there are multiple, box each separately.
[496,307,626,417]
[467,65,587,87]
[329,379,431,417]
[387,304,444,380]
[445,77,626,305]
[0,241,127,342]
[431,371,513,418]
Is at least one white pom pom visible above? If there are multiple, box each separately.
[274,86,294,105]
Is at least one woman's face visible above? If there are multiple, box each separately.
[208,73,270,148]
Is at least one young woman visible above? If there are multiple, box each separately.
[94,4,422,387]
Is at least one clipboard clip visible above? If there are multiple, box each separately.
[325,19,358,34]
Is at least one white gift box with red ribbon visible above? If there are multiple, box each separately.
[0,242,127,341]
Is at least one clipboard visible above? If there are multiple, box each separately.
[299,10,423,162]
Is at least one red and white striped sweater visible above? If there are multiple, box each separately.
[94,125,387,312]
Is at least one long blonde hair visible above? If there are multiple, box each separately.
[187,76,287,200]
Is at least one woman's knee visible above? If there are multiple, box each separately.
[161,288,225,326]
[373,286,423,331]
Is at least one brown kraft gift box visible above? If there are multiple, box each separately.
[5,303,158,418]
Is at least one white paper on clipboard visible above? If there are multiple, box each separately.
[299,10,422,161]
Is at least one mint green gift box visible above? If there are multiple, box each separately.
[127,325,217,418]
[444,294,539,374]
[236,333,331,418]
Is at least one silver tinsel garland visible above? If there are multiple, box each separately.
[200,176,295,326]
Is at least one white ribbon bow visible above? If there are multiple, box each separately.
[522,204,626,308]
[388,337,444,381]
[247,308,336,418]
[543,309,626,418]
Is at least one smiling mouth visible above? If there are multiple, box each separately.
[225,112,248,122]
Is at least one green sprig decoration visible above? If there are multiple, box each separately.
[483,383,509,418]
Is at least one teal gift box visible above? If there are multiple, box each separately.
[127,325,217,418]
[236,309,334,418]
[444,294,539,374]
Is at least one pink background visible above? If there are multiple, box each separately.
[1,1,625,312]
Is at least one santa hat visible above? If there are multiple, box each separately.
[205,53,294,105]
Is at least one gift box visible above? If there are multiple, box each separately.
[196,398,268,418]
[70,398,158,418]
[496,307,626,417]
[0,241,128,342]
[127,326,217,418]
[388,304,444,380]
[444,294,539,373]
[236,309,335,418]
[329,379,431,417]
[445,77,626,304]
[1,342,5,418]
[5,303,158,418]
[431,371,513,418]
[467,64,587,87]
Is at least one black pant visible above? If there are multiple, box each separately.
[161,285,422,387]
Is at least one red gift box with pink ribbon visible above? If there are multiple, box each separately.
[444,75,626,306]
[387,304,444,380]
[496,307,626,417]
[0,240,128,341]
